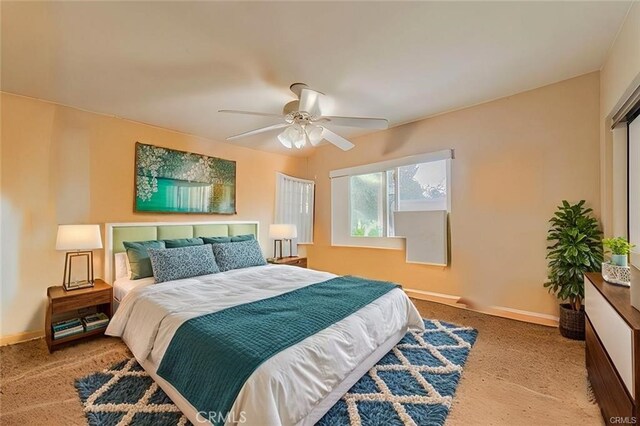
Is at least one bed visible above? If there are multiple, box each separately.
[104,221,424,425]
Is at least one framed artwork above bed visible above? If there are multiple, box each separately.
[134,142,236,214]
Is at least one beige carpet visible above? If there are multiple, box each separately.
[0,300,603,425]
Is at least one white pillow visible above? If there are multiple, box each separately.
[114,252,132,280]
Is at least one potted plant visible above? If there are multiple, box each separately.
[545,200,602,340]
[602,237,635,267]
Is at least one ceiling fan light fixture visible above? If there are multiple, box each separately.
[278,124,306,149]
[291,124,306,149]
[306,125,324,146]
[277,129,293,149]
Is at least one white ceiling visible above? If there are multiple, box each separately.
[1,1,631,156]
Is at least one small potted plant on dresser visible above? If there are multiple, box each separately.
[601,237,634,286]
[544,200,603,340]
[602,237,635,267]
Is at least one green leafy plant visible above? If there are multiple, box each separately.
[545,200,603,311]
[602,237,635,256]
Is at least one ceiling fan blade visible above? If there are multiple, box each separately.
[226,123,289,141]
[322,128,355,151]
[219,109,284,118]
[318,115,388,129]
[298,88,323,116]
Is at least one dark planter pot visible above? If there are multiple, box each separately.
[559,303,585,340]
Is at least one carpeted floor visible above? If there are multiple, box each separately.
[0,300,603,425]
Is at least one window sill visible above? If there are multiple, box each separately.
[331,236,404,250]
[330,244,403,250]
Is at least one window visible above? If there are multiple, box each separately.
[275,173,315,244]
[348,161,448,238]
[350,172,385,237]
[611,86,640,268]
[331,150,452,250]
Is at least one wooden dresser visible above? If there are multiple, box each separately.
[585,270,640,424]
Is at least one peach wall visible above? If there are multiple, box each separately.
[306,72,601,317]
[599,3,640,236]
[0,92,306,339]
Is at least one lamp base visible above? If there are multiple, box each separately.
[62,250,95,291]
[273,238,296,259]
[63,280,95,291]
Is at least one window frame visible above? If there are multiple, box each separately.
[331,149,452,250]
[628,108,640,268]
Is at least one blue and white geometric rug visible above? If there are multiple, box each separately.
[75,319,477,426]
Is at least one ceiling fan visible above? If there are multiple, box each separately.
[219,83,389,151]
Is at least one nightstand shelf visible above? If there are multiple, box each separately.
[45,279,113,353]
[51,325,108,345]
[267,256,308,268]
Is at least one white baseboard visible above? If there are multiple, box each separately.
[404,288,460,306]
[404,288,559,327]
[0,330,44,346]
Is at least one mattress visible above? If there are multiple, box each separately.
[113,276,154,301]
[106,264,424,425]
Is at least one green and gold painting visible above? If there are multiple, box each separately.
[134,143,236,214]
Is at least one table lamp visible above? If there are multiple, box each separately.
[56,224,103,291]
[269,224,297,259]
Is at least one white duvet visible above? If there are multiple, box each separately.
[106,264,424,425]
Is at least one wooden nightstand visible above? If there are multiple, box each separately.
[267,256,308,268]
[45,279,113,353]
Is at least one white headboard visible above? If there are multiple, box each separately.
[104,221,260,283]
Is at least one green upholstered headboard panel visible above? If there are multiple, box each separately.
[106,221,259,281]
[111,222,258,254]
[113,227,158,254]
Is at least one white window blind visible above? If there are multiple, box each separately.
[275,173,315,244]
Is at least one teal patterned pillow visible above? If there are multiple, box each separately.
[211,240,267,272]
[148,244,220,283]
[123,240,166,280]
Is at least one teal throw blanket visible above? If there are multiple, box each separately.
[156,275,399,423]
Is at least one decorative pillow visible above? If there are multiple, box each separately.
[123,240,166,280]
[230,234,255,242]
[147,244,220,283]
[114,252,130,280]
[211,239,267,272]
[164,238,204,248]
[201,236,232,244]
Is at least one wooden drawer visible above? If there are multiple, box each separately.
[52,290,111,313]
[585,277,634,397]
[586,318,635,422]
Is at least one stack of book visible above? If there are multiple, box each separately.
[52,318,84,340]
[82,312,109,332]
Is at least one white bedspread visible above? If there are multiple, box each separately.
[113,276,154,301]
[106,264,424,425]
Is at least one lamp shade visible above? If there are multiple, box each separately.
[269,224,297,240]
[56,224,103,250]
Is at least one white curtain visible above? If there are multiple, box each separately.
[275,173,315,244]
